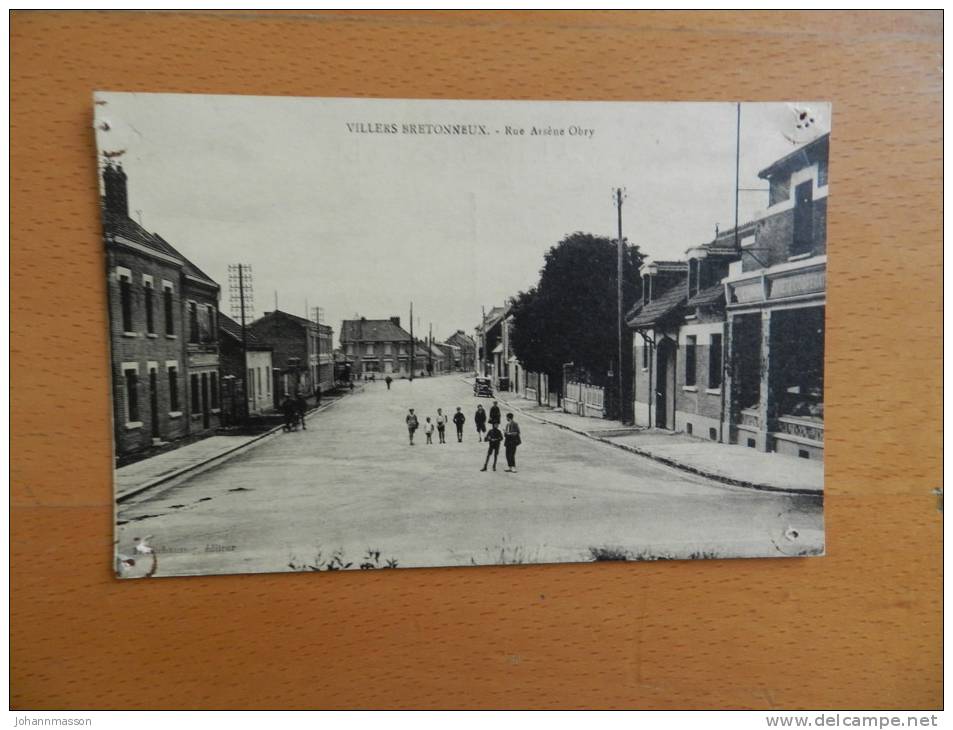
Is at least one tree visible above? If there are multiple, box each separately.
[510,232,644,418]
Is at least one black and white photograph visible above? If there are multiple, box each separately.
[97,94,829,578]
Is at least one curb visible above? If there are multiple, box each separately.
[115,391,355,504]
[495,394,822,498]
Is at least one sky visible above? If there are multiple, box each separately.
[94,94,830,346]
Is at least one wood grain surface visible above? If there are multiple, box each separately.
[10,10,942,710]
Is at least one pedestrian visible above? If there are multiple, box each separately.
[489,400,502,429]
[295,392,308,431]
[452,407,465,442]
[385,375,393,390]
[481,422,503,471]
[474,404,487,441]
[424,417,434,445]
[503,412,521,473]
[349,379,354,392]
[435,408,448,444]
[406,408,419,445]
[281,395,297,432]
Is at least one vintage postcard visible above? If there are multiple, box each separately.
[96,94,829,578]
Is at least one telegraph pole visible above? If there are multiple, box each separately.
[228,264,253,421]
[428,322,433,375]
[409,302,415,382]
[614,187,625,422]
[734,102,741,250]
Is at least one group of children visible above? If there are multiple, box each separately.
[404,400,522,473]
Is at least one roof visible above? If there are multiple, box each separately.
[103,211,220,289]
[218,312,267,348]
[477,306,507,333]
[340,318,411,342]
[104,211,182,260]
[758,132,830,180]
[255,310,332,333]
[156,234,218,288]
[491,342,504,354]
[626,277,687,329]
[686,283,725,308]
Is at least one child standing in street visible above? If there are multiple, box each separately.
[424,417,435,444]
[435,408,448,444]
[453,407,466,442]
[406,408,419,445]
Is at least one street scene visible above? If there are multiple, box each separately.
[117,375,822,577]
[97,95,828,577]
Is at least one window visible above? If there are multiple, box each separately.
[168,366,179,411]
[188,302,199,343]
[709,333,723,389]
[119,274,133,332]
[124,368,139,422]
[191,373,200,412]
[247,369,255,401]
[206,305,217,342]
[769,176,790,206]
[144,281,155,333]
[164,285,175,335]
[642,341,649,369]
[792,180,815,256]
[365,343,374,356]
[210,372,218,409]
[383,342,392,355]
[818,157,829,187]
[257,368,263,399]
[685,336,697,386]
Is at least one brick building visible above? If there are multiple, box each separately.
[248,310,333,402]
[102,162,221,459]
[627,132,828,461]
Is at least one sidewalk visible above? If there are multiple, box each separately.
[496,393,823,495]
[115,389,359,502]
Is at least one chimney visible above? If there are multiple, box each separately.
[390,316,401,328]
[102,162,129,217]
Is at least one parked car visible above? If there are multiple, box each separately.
[473,377,493,397]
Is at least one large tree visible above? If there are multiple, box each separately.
[510,232,644,418]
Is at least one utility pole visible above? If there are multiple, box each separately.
[409,302,414,382]
[480,305,486,377]
[428,322,433,376]
[614,187,626,423]
[228,264,253,421]
[734,101,741,250]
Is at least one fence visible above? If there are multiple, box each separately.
[562,380,605,419]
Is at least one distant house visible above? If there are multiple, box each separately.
[340,316,416,377]
[445,330,476,372]
[248,310,333,403]
[218,313,274,422]
[101,162,221,458]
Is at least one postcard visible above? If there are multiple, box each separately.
[95,94,829,577]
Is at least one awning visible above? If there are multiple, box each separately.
[491,343,504,354]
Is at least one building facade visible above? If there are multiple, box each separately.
[248,310,334,403]
[445,330,476,372]
[218,313,274,422]
[102,162,221,459]
[340,317,416,377]
[627,132,828,461]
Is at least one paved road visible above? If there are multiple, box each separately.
[117,375,824,577]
